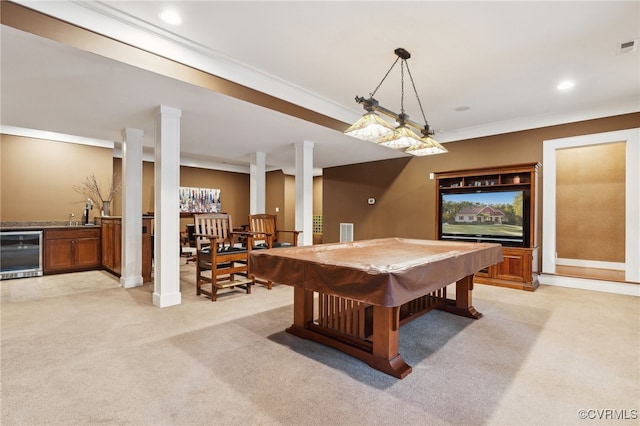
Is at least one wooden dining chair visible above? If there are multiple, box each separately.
[248,214,301,248]
[247,213,301,289]
[193,213,254,301]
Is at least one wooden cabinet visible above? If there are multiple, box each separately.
[44,227,101,274]
[474,247,537,290]
[101,218,121,275]
[435,163,540,291]
[101,216,152,283]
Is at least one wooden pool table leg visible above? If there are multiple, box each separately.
[370,305,412,378]
[286,288,412,379]
[291,286,314,328]
[439,274,483,319]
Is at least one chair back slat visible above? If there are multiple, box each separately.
[248,213,302,247]
[248,214,278,246]
[249,214,276,235]
[194,213,234,249]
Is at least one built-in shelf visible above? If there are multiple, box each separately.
[435,163,540,291]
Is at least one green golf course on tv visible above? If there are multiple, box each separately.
[439,189,529,246]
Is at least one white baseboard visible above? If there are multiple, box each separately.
[539,273,639,297]
[153,291,182,307]
[556,258,625,271]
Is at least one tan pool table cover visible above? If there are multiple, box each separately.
[249,237,503,307]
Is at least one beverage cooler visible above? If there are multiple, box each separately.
[0,230,43,280]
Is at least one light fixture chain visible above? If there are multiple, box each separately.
[370,56,401,98]
[400,60,405,114]
[405,62,428,125]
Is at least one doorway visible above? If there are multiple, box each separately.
[542,128,640,293]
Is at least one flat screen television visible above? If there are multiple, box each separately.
[439,188,530,247]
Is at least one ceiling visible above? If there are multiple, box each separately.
[2,1,639,175]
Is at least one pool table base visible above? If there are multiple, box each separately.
[286,275,481,379]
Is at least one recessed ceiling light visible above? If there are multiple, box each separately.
[454,106,470,112]
[159,9,182,26]
[557,80,575,91]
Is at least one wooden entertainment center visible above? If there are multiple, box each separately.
[434,163,540,291]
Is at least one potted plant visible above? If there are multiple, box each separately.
[73,173,121,218]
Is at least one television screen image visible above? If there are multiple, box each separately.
[440,190,527,245]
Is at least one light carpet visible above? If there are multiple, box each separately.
[1,265,638,425]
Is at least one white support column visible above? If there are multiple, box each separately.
[295,141,313,246]
[120,128,144,288]
[250,151,266,214]
[625,132,640,283]
[153,105,182,308]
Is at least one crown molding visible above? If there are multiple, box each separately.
[12,0,358,127]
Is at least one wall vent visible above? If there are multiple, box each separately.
[339,223,354,243]
[617,39,638,55]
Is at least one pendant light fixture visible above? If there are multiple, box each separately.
[344,48,447,156]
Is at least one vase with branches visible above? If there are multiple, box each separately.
[73,173,121,215]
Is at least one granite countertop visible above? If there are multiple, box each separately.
[100,215,155,219]
[1,216,153,231]
[0,221,101,231]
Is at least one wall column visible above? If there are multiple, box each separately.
[120,128,144,288]
[250,151,266,214]
[153,105,182,308]
[295,141,313,246]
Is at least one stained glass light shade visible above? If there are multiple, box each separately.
[377,124,422,149]
[404,136,448,156]
[344,112,395,142]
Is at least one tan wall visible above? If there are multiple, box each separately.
[313,176,323,216]
[264,171,294,243]
[0,135,113,222]
[323,113,639,253]
[179,165,250,227]
[322,157,413,241]
[0,137,251,229]
[0,134,314,240]
[284,174,295,231]
[5,112,634,255]
[262,173,323,244]
[136,162,251,231]
[266,170,285,220]
[556,142,626,262]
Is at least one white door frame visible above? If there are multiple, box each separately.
[541,128,639,295]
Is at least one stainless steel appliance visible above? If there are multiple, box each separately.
[0,230,43,280]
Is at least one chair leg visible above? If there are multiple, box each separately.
[211,285,218,302]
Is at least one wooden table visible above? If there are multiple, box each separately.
[249,237,503,378]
